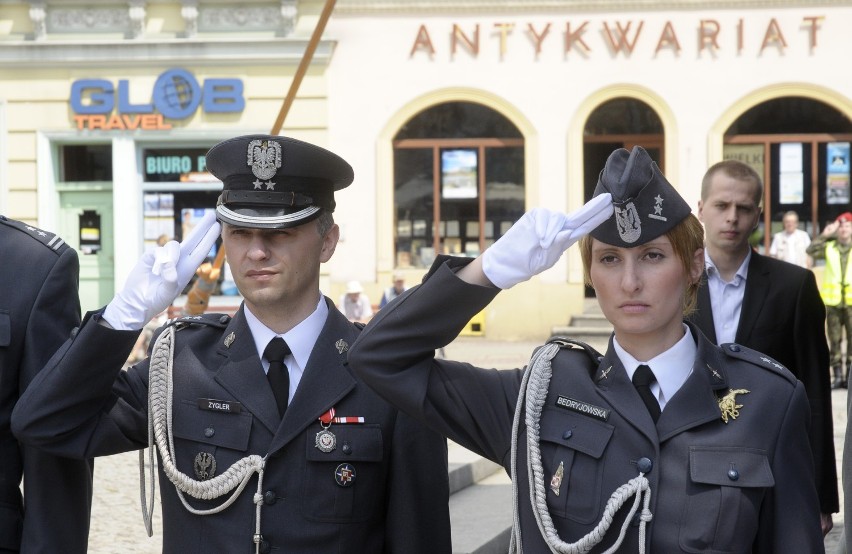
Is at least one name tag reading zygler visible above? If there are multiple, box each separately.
[197,398,242,414]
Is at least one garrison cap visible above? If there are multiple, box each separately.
[208,134,354,229]
[589,146,691,247]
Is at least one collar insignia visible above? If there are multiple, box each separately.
[223,332,235,348]
[335,339,349,354]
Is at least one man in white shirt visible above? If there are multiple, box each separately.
[689,159,835,534]
[769,210,812,268]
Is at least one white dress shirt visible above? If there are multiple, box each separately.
[614,324,697,411]
[245,294,328,404]
[704,249,751,345]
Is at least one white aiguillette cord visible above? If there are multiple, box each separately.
[140,324,270,553]
[508,343,653,554]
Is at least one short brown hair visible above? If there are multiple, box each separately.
[701,160,763,205]
[579,213,705,316]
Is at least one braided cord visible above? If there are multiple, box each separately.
[509,343,653,554]
[140,325,268,553]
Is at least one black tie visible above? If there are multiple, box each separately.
[632,364,661,423]
[264,337,291,417]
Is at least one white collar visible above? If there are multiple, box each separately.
[704,248,751,284]
[244,294,328,371]
[615,323,696,406]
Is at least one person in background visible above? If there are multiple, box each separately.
[349,146,822,552]
[769,210,812,268]
[1,216,92,553]
[690,159,836,534]
[339,280,373,323]
[11,135,451,553]
[379,272,407,309]
[807,212,852,389]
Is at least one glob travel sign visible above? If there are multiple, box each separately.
[70,68,244,130]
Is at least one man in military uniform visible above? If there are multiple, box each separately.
[12,135,451,553]
[349,146,822,552]
[0,217,92,553]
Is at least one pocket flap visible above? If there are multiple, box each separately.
[305,424,383,462]
[172,399,252,451]
[689,446,774,488]
[539,408,614,459]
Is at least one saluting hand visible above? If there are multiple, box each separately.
[103,211,221,330]
[480,194,613,289]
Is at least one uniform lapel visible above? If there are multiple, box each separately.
[268,301,358,454]
[213,307,281,434]
[736,253,770,345]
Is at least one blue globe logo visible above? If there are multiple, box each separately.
[153,69,201,120]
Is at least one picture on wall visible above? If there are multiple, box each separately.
[441,149,478,199]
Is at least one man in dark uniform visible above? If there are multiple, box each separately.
[12,135,451,553]
[0,217,92,554]
[349,146,822,552]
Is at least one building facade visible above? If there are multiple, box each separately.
[1,0,851,338]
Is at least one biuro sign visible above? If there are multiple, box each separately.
[70,68,244,131]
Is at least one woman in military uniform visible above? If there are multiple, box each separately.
[348,146,823,553]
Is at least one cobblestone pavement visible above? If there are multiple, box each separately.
[87,336,847,552]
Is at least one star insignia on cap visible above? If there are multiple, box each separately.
[265,181,276,190]
[253,180,263,190]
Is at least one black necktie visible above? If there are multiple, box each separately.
[264,337,291,417]
[632,364,661,423]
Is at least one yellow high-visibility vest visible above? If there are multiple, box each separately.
[820,241,852,306]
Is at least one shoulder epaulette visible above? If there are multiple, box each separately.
[167,312,232,331]
[719,343,796,385]
[548,336,604,363]
[0,216,71,255]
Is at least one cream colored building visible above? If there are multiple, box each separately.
[1,0,851,338]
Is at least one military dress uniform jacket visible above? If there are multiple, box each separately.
[0,217,92,554]
[12,298,451,554]
[348,256,823,553]
[690,251,837,515]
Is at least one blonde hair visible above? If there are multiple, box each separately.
[579,214,705,316]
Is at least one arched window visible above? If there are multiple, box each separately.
[392,101,524,268]
[724,96,852,245]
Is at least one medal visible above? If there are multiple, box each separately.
[315,428,337,453]
[315,407,338,453]
[335,463,356,487]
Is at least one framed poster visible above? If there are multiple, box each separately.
[441,149,478,199]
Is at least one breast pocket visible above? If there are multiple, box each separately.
[302,424,384,523]
[680,446,773,553]
[171,399,254,489]
[539,408,614,524]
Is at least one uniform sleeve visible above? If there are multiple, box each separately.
[12,311,150,458]
[794,269,838,513]
[17,246,96,552]
[805,236,828,259]
[756,381,823,552]
[349,256,525,467]
[383,410,451,553]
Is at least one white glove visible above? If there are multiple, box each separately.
[481,194,613,289]
[103,211,221,330]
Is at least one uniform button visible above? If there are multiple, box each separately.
[204,427,215,438]
[219,315,231,324]
[728,469,740,481]
[562,430,573,440]
[259,540,271,554]
[636,457,653,474]
[728,344,741,352]
[342,443,352,454]
[263,490,277,505]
